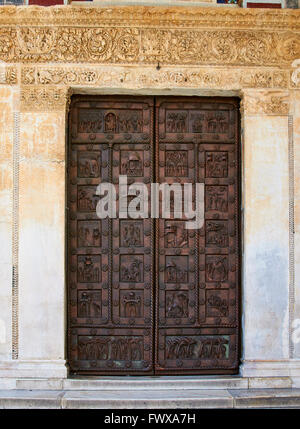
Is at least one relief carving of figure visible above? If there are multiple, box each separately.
[119,112,142,133]
[206,256,227,282]
[78,338,110,360]
[104,112,117,133]
[78,156,100,178]
[166,337,196,359]
[165,151,188,177]
[207,294,228,317]
[122,292,141,317]
[78,226,100,247]
[121,259,142,282]
[166,292,189,318]
[206,221,228,247]
[121,151,143,176]
[122,223,142,246]
[166,112,187,133]
[206,152,227,178]
[78,188,97,211]
[78,291,101,318]
[206,186,228,212]
[165,222,188,248]
[191,113,204,133]
[78,257,100,283]
[198,337,228,359]
[165,259,188,283]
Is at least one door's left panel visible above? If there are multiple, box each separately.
[67,96,154,374]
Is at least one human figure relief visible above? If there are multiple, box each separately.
[78,188,96,211]
[206,221,228,247]
[166,292,189,318]
[206,186,228,212]
[165,151,188,177]
[123,292,141,317]
[78,257,100,283]
[78,291,101,317]
[206,152,227,178]
[206,256,227,282]
[121,259,142,282]
[165,259,188,283]
[166,112,187,133]
[104,112,117,133]
[165,222,188,248]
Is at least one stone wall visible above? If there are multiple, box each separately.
[0,5,299,383]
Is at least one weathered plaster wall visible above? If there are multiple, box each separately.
[0,5,299,381]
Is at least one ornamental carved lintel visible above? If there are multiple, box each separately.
[242,90,290,115]
[20,65,290,90]
[0,25,299,67]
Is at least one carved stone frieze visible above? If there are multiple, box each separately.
[242,90,290,115]
[20,65,290,91]
[0,27,297,67]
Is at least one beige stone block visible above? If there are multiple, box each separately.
[19,159,65,360]
[0,134,13,163]
[19,160,65,226]
[0,162,12,222]
[20,112,65,162]
[243,115,289,360]
[293,90,300,358]
[0,259,12,361]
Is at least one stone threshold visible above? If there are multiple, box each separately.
[1,388,300,409]
[0,375,293,390]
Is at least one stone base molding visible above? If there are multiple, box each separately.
[0,374,294,391]
[0,360,67,379]
[240,360,300,379]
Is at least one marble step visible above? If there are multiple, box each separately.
[0,388,300,409]
[12,376,292,391]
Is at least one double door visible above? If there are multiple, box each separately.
[67,96,240,375]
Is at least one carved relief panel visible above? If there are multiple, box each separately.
[156,98,239,374]
[68,96,240,375]
[68,96,154,374]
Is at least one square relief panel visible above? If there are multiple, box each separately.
[77,255,101,283]
[205,220,228,248]
[78,152,101,178]
[165,255,189,284]
[120,290,144,318]
[77,220,101,248]
[120,255,144,283]
[120,150,144,176]
[120,220,144,247]
[164,220,189,248]
[77,290,102,318]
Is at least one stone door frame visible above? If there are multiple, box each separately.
[0,6,299,383]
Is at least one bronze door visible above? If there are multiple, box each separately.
[67,96,240,375]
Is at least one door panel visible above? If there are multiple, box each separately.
[68,97,154,374]
[155,98,240,374]
[67,96,240,375]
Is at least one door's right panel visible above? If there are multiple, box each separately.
[155,97,240,374]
